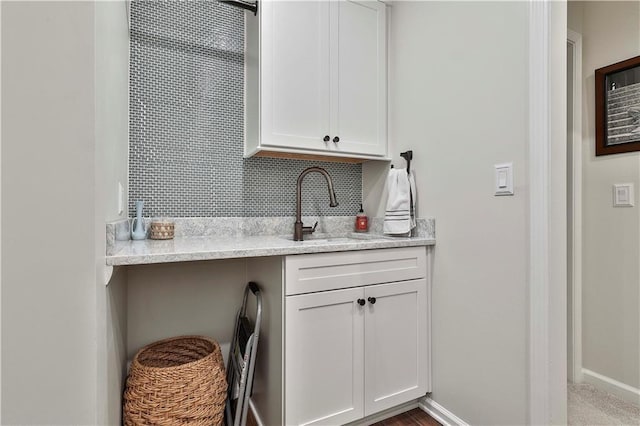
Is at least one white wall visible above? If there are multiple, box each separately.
[0,1,3,417]
[567,1,583,35]
[569,0,640,397]
[94,2,130,423]
[365,2,530,423]
[126,260,248,360]
[1,2,98,423]
[96,1,129,223]
[99,267,128,425]
[1,2,129,423]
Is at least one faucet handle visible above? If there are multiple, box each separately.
[302,221,319,235]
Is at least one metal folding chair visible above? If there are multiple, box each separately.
[225,282,262,426]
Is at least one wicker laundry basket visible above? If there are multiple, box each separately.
[123,336,227,426]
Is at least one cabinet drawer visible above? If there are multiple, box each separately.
[285,247,426,296]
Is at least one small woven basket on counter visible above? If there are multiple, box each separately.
[149,221,175,240]
[123,335,227,426]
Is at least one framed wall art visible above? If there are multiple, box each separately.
[595,55,640,156]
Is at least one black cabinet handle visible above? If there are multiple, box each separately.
[333,136,340,143]
[368,297,376,305]
[323,135,330,142]
[357,298,366,306]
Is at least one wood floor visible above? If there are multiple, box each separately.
[371,408,441,426]
[246,407,440,426]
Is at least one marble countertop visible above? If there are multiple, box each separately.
[106,232,435,266]
[105,216,435,266]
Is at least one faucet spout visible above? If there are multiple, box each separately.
[294,167,339,241]
[329,189,338,208]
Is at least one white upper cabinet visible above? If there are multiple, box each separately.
[331,1,387,157]
[259,1,331,152]
[245,0,388,160]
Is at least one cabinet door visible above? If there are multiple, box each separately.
[260,1,331,152]
[364,279,428,415]
[285,287,365,426]
[330,0,387,156]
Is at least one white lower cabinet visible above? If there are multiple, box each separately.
[363,280,428,415]
[284,248,430,426]
[286,287,365,426]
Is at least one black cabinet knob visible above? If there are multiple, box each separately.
[333,136,340,143]
[357,299,366,306]
[368,297,376,305]
[323,135,330,142]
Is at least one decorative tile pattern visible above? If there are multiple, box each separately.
[129,0,362,218]
[242,158,362,217]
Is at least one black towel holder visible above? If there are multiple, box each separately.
[391,150,413,174]
[220,0,258,15]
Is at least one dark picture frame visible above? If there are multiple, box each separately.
[596,55,640,156]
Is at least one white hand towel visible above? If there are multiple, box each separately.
[383,168,417,235]
[409,170,417,229]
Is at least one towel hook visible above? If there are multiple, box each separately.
[400,150,413,174]
[391,150,413,174]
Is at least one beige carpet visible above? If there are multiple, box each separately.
[569,383,640,426]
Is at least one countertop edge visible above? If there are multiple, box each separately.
[106,238,435,266]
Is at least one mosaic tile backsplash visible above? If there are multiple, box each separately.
[129,0,363,217]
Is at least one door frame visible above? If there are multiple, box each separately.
[567,29,583,384]
[528,1,568,423]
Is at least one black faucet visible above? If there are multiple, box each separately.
[294,167,339,241]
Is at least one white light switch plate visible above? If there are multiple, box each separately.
[613,183,634,207]
[495,163,514,196]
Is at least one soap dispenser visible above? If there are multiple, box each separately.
[355,204,368,232]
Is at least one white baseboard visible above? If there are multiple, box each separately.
[418,396,469,426]
[582,368,640,407]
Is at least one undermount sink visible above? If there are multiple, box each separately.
[281,233,391,243]
[301,237,352,243]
